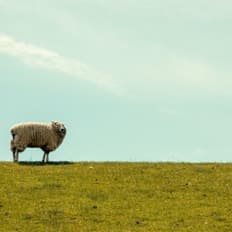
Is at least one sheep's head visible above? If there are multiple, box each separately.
[51,121,66,138]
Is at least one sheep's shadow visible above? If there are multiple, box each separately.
[18,161,74,166]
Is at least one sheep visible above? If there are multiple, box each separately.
[10,121,66,163]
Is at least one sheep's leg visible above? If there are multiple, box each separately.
[12,151,16,162]
[12,147,16,162]
[46,152,49,163]
[42,152,46,163]
[12,149,18,162]
[11,140,16,162]
[14,150,19,162]
[42,152,49,163]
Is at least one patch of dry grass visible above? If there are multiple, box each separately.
[0,162,232,231]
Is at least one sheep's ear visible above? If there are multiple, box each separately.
[51,121,58,127]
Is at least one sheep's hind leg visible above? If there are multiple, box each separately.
[11,146,16,162]
[12,149,16,162]
[11,141,16,162]
[14,149,19,162]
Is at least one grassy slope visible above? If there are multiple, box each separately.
[0,162,232,231]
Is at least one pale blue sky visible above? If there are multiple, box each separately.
[1,0,232,162]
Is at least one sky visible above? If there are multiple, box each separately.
[0,0,232,162]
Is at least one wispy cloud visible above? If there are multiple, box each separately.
[0,34,124,96]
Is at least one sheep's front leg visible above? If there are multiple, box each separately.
[46,152,49,163]
[42,152,46,163]
[42,152,49,163]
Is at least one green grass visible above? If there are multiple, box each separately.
[0,162,232,231]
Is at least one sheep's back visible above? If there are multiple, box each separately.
[11,122,52,147]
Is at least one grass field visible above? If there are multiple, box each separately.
[0,162,232,231]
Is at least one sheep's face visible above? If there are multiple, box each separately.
[52,121,66,137]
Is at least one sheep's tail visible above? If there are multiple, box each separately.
[10,128,16,139]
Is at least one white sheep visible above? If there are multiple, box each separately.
[10,121,66,163]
